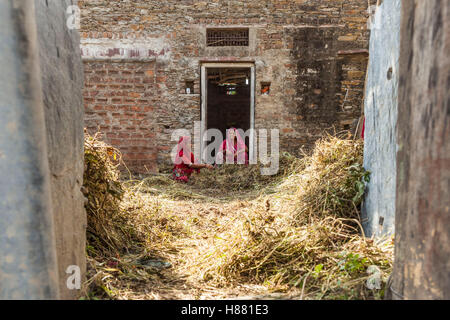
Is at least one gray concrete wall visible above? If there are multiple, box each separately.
[35,0,86,299]
[362,0,401,238]
[0,0,85,299]
[0,0,60,299]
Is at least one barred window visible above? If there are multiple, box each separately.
[206,28,249,47]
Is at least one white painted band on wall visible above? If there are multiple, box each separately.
[80,38,171,61]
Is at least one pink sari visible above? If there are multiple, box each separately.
[216,128,249,165]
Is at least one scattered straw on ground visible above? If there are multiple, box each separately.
[82,132,393,300]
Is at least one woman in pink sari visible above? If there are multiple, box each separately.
[216,128,249,165]
[173,136,213,183]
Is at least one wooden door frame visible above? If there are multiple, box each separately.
[200,62,255,163]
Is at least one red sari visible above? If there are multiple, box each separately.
[172,136,199,183]
[361,117,366,140]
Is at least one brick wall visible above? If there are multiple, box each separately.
[84,61,159,173]
[80,0,372,173]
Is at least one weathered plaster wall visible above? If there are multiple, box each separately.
[0,0,60,299]
[0,0,85,299]
[80,0,372,173]
[390,0,450,300]
[362,0,401,238]
[35,0,86,299]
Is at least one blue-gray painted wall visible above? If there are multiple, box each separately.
[362,0,401,238]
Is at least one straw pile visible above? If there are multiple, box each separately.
[191,153,300,191]
[82,132,189,298]
[82,132,393,300]
[291,136,370,223]
[83,131,130,258]
[193,136,392,299]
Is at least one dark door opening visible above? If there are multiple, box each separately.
[206,67,251,149]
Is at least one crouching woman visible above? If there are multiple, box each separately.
[173,136,213,183]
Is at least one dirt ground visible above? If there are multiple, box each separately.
[85,178,303,299]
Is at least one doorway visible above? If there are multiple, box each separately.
[200,63,255,162]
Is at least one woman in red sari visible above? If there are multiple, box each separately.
[173,136,213,183]
[215,128,249,165]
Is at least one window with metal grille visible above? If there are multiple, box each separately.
[207,28,249,47]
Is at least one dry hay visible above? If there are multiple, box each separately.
[82,132,393,300]
[82,132,182,299]
[191,136,393,300]
[83,131,129,257]
[154,152,301,197]
[127,153,299,202]
[190,153,301,192]
[290,136,369,224]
